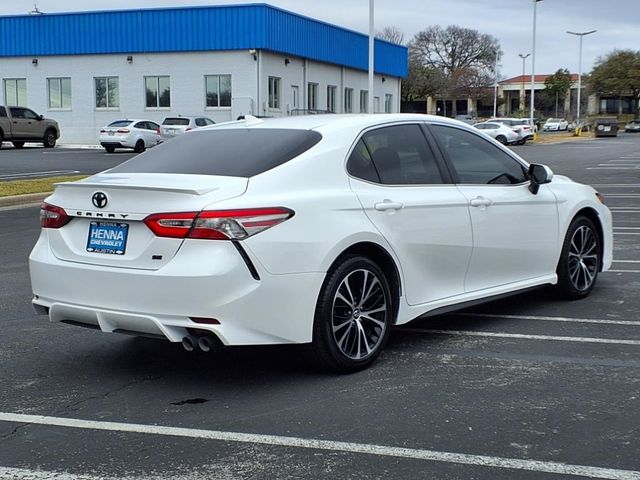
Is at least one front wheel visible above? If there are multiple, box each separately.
[311,255,394,373]
[555,216,600,299]
[43,129,57,148]
[104,146,115,153]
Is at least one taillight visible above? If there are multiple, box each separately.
[144,208,294,240]
[40,203,71,229]
[156,128,160,135]
[185,127,193,132]
[117,128,130,133]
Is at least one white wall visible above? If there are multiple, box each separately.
[0,50,401,144]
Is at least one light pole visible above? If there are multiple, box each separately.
[368,0,374,114]
[519,53,530,112]
[530,0,542,134]
[567,30,596,124]
[492,51,499,118]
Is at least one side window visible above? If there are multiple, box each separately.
[362,124,443,185]
[0,107,6,117]
[205,118,215,125]
[134,122,146,129]
[347,139,380,183]
[431,125,528,185]
[9,107,25,118]
[195,118,206,127]
[148,122,159,131]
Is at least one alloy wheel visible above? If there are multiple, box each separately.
[568,225,598,291]
[331,268,388,360]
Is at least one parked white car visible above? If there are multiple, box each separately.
[31,114,612,372]
[543,118,569,131]
[159,116,215,142]
[473,121,521,145]
[100,119,160,153]
[490,118,534,144]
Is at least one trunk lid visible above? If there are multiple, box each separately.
[45,173,248,270]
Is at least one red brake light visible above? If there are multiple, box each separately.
[156,128,160,135]
[144,208,294,240]
[117,128,130,133]
[40,203,71,229]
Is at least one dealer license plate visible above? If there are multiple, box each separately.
[87,222,129,255]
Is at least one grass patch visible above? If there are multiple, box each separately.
[0,175,86,197]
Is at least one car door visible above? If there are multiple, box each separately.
[8,107,29,138]
[347,123,473,306]
[22,108,43,138]
[429,124,559,292]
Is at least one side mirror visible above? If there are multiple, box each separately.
[528,164,553,194]
[38,114,44,121]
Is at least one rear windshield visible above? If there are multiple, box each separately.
[108,120,133,127]
[109,128,323,177]
[163,118,190,126]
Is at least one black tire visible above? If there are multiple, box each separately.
[310,255,394,373]
[12,142,24,149]
[43,129,57,148]
[495,135,507,145]
[134,139,145,153]
[0,130,3,150]
[104,146,116,153]
[555,216,600,300]
[516,139,526,145]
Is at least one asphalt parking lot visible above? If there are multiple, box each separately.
[1,135,640,479]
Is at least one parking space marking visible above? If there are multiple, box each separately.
[614,260,640,263]
[592,184,640,187]
[0,413,639,480]
[402,329,640,346]
[459,313,640,327]
[0,170,79,180]
[609,269,640,273]
[0,467,96,480]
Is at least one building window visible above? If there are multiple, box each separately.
[344,88,353,113]
[360,90,369,113]
[95,77,119,109]
[205,75,232,108]
[145,76,170,108]
[327,86,337,113]
[48,77,71,109]
[268,76,281,109]
[308,83,319,110]
[3,79,27,107]
[385,94,393,113]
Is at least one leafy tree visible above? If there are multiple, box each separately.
[377,26,404,45]
[409,25,501,114]
[589,50,640,115]
[544,68,573,117]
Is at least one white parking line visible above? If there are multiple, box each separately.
[459,313,640,327]
[609,270,640,273]
[592,184,640,187]
[0,412,639,480]
[0,467,97,480]
[614,260,640,263]
[402,329,640,346]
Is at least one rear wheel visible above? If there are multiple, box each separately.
[134,139,145,153]
[516,139,526,145]
[495,135,507,145]
[12,141,24,149]
[104,146,115,153]
[43,129,57,148]
[555,216,600,299]
[311,255,393,373]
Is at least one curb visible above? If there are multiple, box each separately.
[0,192,50,208]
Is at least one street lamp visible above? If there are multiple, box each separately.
[567,30,596,124]
[530,0,542,134]
[368,0,374,114]
[492,51,499,117]
[518,53,530,112]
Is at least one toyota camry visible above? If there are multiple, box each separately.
[30,114,613,372]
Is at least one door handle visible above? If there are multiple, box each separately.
[469,196,493,207]
[375,200,404,211]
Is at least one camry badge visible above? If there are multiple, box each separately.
[92,192,108,209]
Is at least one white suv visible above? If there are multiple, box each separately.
[159,116,215,141]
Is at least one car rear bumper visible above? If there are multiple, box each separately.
[29,234,324,345]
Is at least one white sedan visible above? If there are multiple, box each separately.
[31,114,612,372]
[99,119,161,153]
[543,118,569,131]
[473,121,521,145]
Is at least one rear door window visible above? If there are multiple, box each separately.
[0,107,6,117]
[110,128,322,177]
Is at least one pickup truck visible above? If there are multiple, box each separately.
[0,106,60,149]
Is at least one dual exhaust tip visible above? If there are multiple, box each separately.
[182,335,218,353]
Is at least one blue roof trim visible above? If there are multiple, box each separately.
[0,4,408,78]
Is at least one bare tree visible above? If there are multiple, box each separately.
[377,26,405,45]
[409,25,501,111]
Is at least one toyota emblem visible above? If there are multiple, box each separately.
[92,192,108,209]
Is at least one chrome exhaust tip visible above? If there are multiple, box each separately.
[197,336,212,353]
[181,336,195,352]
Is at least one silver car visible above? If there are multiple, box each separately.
[473,121,521,145]
[159,116,215,141]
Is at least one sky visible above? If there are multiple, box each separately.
[1,0,638,79]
